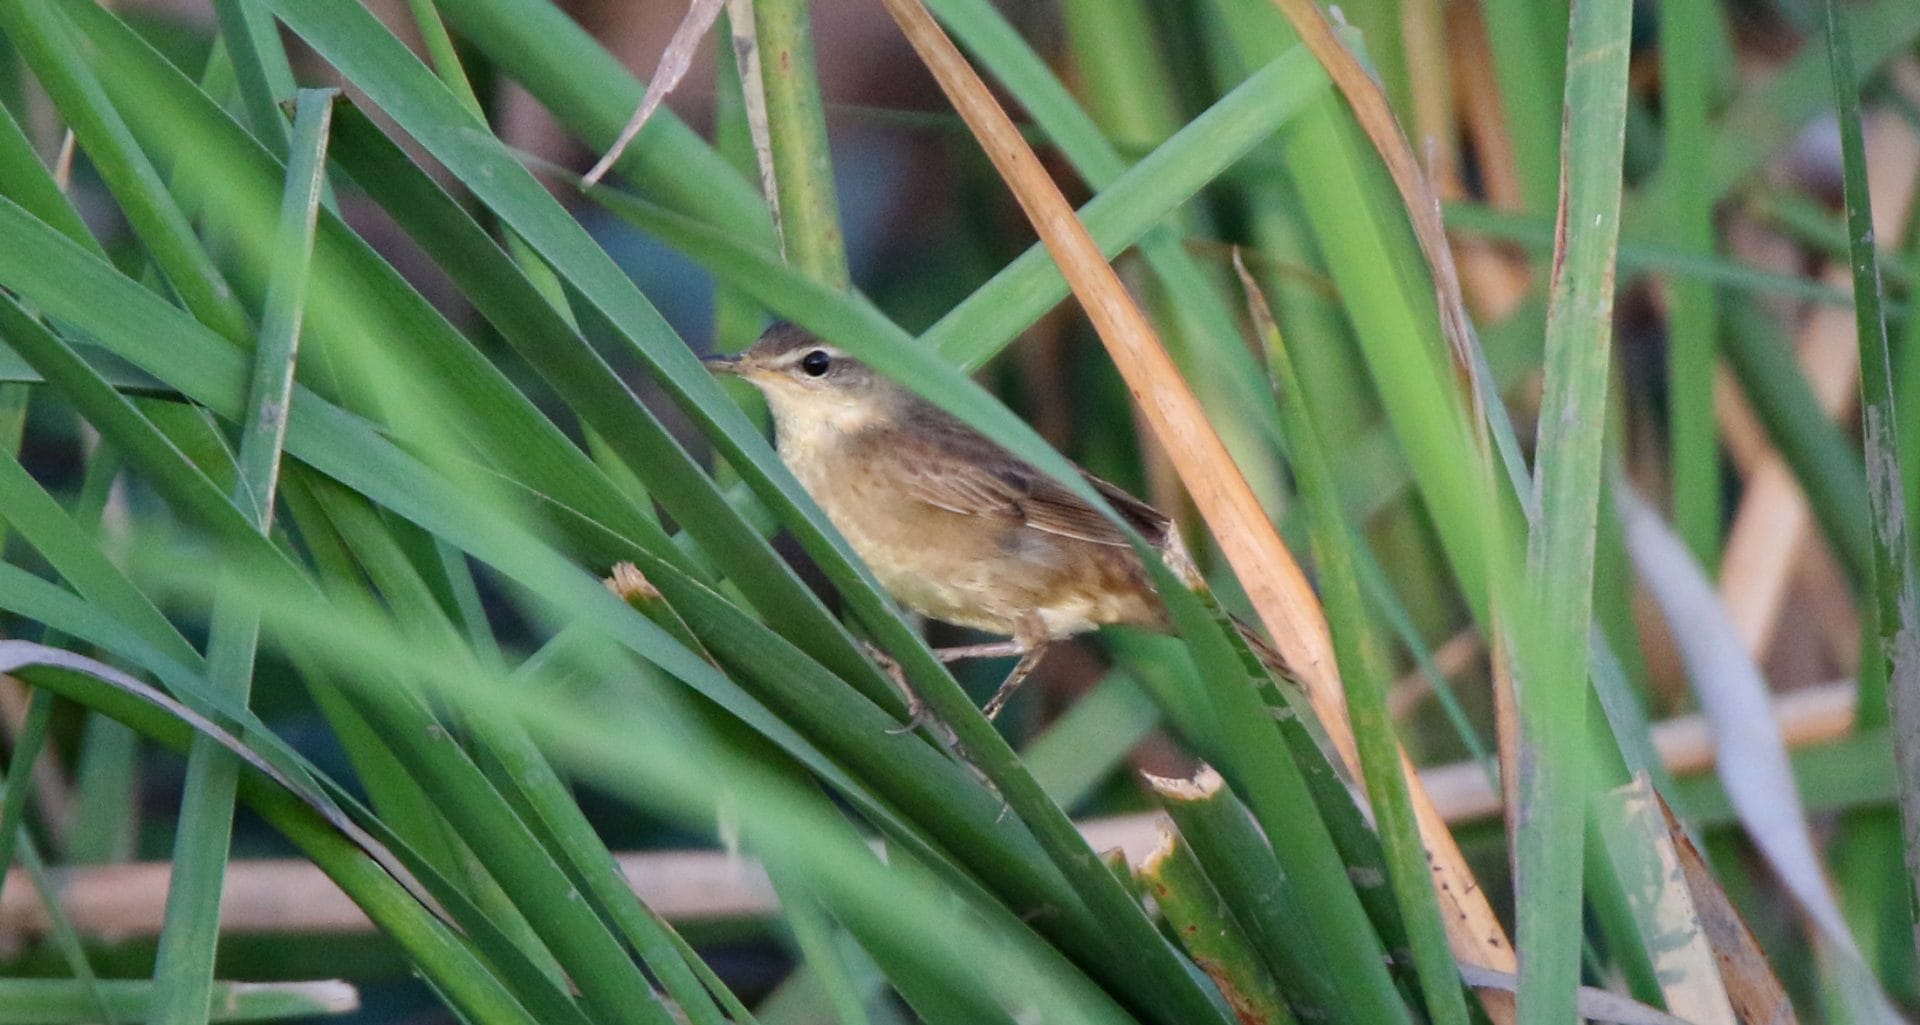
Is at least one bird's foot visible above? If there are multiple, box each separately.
[861,641,953,739]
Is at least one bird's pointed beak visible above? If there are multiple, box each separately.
[701,352,742,375]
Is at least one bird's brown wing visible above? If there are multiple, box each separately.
[891,430,1171,549]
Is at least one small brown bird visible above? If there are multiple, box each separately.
[705,322,1206,720]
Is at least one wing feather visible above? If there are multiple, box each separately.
[878,424,1171,549]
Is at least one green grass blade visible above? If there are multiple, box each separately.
[0,98,98,255]
[1249,271,1468,1025]
[0,0,251,343]
[918,39,1326,371]
[228,15,1244,1014]
[208,0,296,152]
[0,200,995,917]
[5,654,546,1025]
[1823,0,1920,953]
[1444,201,1879,311]
[1515,0,1633,1018]
[0,192,1139,1024]
[1721,300,1872,587]
[751,0,849,287]
[402,0,485,114]
[1476,0,1565,211]
[1663,0,1728,569]
[0,449,199,666]
[149,89,333,1025]
[470,660,744,1025]
[769,876,873,1025]
[931,0,1285,458]
[53,0,678,572]
[1019,671,1158,809]
[312,102,903,706]
[4,826,114,1021]
[188,573,1143,1025]
[0,686,51,909]
[1152,769,1406,1025]
[1629,0,1920,242]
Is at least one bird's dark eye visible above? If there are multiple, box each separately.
[799,349,832,377]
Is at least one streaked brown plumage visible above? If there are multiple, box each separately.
[706,322,1201,718]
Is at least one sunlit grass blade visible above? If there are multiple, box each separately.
[928,0,1286,456]
[1209,0,1521,980]
[565,41,1328,377]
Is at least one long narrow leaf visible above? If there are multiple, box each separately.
[1514,0,1633,1019]
[1823,0,1920,952]
[150,88,333,1025]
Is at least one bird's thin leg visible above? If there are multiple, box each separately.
[980,613,1051,721]
[931,640,1026,661]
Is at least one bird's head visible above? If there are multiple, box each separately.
[704,322,897,435]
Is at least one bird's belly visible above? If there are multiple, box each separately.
[826,500,1160,638]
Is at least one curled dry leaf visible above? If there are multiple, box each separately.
[1591,774,1739,1025]
[1655,791,1799,1025]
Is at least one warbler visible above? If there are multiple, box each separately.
[706,322,1239,720]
